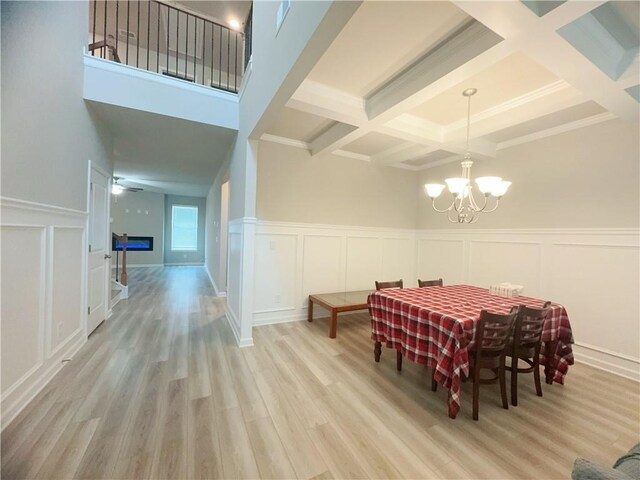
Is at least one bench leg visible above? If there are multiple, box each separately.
[374,342,381,362]
[307,298,313,322]
[396,350,403,371]
[328,310,338,338]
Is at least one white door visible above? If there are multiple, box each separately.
[87,166,110,334]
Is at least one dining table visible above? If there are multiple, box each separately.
[368,284,574,419]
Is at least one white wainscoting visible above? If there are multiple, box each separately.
[253,221,639,381]
[417,228,639,381]
[253,221,416,326]
[0,197,88,430]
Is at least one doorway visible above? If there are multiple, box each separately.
[87,164,111,334]
[220,180,229,293]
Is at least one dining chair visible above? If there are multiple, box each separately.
[508,301,551,406]
[418,278,443,287]
[375,279,403,290]
[375,279,403,371]
[433,307,518,420]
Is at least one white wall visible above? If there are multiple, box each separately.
[110,191,165,265]
[1,1,113,429]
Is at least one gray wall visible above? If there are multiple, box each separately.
[417,119,640,229]
[110,191,165,265]
[1,1,112,210]
[164,195,206,265]
[256,141,419,229]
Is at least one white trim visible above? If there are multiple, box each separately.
[333,150,371,162]
[205,265,227,298]
[0,196,87,217]
[164,262,205,266]
[238,55,252,99]
[496,112,617,150]
[260,133,309,150]
[225,305,253,347]
[83,54,239,102]
[574,344,639,382]
[1,330,85,431]
[112,263,165,268]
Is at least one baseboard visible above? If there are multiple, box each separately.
[573,343,639,382]
[111,263,164,269]
[205,267,227,298]
[254,311,308,326]
[164,262,205,266]
[1,330,86,431]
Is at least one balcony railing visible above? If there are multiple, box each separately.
[89,0,246,93]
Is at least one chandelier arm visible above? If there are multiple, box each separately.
[471,191,489,212]
[447,209,460,223]
[482,197,501,213]
[431,197,456,213]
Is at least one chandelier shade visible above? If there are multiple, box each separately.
[424,88,511,224]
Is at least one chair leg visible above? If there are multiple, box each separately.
[499,358,508,410]
[533,355,543,397]
[396,350,403,371]
[511,355,519,407]
[472,376,480,421]
[472,358,481,421]
[431,369,438,392]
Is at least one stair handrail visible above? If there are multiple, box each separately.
[112,232,128,287]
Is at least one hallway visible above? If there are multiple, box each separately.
[2,267,638,479]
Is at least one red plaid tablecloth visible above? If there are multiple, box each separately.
[368,285,574,418]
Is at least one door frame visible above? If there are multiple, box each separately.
[85,160,112,336]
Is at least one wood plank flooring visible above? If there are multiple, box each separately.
[2,266,639,479]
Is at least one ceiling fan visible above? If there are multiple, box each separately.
[112,177,144,195]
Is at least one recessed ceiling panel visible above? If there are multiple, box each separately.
[266,107,334,142]
[521,1,566,17]
[403,150,456,167]
[307,1,471,97]
[343,132,405,157]
[484,101,607,143]
[558,1,640,81]
[410,52,559,125]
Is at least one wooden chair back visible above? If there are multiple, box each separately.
[475,307,518,354]
[418,278,443,287]
[375,280,403,290]
[512,301,551,348]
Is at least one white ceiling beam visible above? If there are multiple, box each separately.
[309,122,361,156]
[442,81,588,142]
[366,21,505,122]
[453,0,639,122]
[371,143,438,167]
[287,80,368,126]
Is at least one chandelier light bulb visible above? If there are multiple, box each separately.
[445,177,469,195]
[424,184,446,198]
[423,88,510,223]
[491,180,511,197]
[475,176,502,195]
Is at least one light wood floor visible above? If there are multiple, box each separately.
[2,267,639,479]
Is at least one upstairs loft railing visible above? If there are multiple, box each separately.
[89,0,248,94]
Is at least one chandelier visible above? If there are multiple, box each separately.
[424,88,511,224]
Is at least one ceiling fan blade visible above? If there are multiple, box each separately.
[123,187,144,192]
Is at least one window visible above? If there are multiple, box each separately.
[171,205,198,251]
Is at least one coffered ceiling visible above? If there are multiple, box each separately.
[261,0,639,171]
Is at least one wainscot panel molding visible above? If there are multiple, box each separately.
[0,197,88,431]
[253,221,639,381]
[253,221,417,327]
[226,217,257,347]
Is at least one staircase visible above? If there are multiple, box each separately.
[111,232,129,309]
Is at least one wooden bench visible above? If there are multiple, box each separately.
[307,290,372,338]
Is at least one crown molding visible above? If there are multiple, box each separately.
[260,134,309,150]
